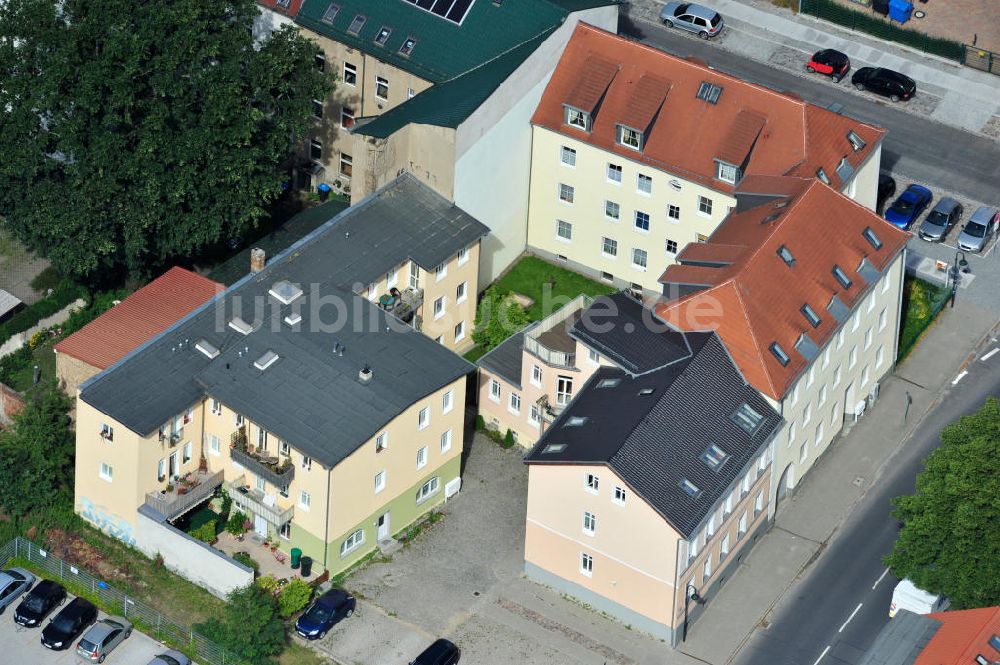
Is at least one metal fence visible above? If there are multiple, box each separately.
[799,0,964,62]
[0,537,248,665]
[962,45,999,75]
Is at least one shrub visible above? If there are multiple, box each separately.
[503,429,516,448]
[475,415,485,431]
[0,279,87,345]
[233,551,258,571]
[226,510,248,536]
[195,584,285,663]
[256,574,281,595]
[472,288,529,349]
[278,578,313,618]
[190,519,217,543]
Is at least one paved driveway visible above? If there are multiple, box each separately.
[305,434,676,665]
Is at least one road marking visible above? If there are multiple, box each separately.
[839,603,863,633]
[952,371,968,385]
[872,568,891,590]
[982,348,999,362]
[812,645,831,665]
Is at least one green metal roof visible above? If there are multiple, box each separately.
[296,0,614,84]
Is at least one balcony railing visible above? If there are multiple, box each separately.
[227,476,294,526]
[230,446,295,487]
[524,336,576,369]
[144,469,224,521]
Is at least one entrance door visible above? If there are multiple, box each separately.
[377,511,390,541]
[254,515,268,538]
[168,452,178,480]
[844,382,857,421]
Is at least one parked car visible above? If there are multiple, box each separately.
[957,206,1000,253]
[806,49,850,82]
[294,588,356,639]
[14,579,67,627]
[0,567,35,613]
[877,173,897,214]
[410,638,461,665]
[41,596,98,650]
[147,651,191,665]
[659,2,724,39]
[76,616,132,663]
[851,67,916,102]
[884,184,932,229]
[918,198,963,242]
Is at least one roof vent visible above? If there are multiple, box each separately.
[542,443,566,454]
[564,416,588,428]
[195,339,219,359]
[228,316,253,335]
[269,280,303,305]
[254,350,279,371]
[359,364,373,385]
[284,312,302,326]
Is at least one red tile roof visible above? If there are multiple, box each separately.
[257,0,304,18]
[532,24,885,193]
[917,606,1000,665]
[656,178,908,400]
[55,267,222,371]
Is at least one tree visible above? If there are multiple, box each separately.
[884,398,1000,609]
[0,381,75,518]
[0,0,331,283]
[196,583,286,663]
[472,288,530,349]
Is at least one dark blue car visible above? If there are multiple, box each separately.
[884,184,932,230]
[294,589,355,640]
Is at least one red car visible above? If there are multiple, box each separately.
[806,49,850,83]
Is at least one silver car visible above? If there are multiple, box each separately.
[0,567,35,613]
[147,650,192,665]
[659,2,724,39]
[76,616,132,663]
[918,197,963,242]
[956,206,1000,253]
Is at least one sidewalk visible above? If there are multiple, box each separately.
[624,0,1000,139]
[675,298,999,664]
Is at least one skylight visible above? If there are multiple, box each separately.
[769,342,790,367]
[638,387,656,396]
[801,304,821,328]
[863,226,883,250]
[254,350,279,371]
[542,443,567,454]
[347,14,366,35]
[597,378,621,389]
[777,245,795,267]
[399,37,416,56]
[374,26,391,46]
[832,265,852,289]
[284,313,302,326]
[400,0,476,25]
[269,280,303,305]
[320,2,339,23]
[701,443,729,471]
[696,81,723,104]
[228,316,253,335]
[847,130,866,152]
[679,479,701,498]
[564,416,589,428]
[195,339,219,359]
[816,167,831,185]
[732,403,765,434]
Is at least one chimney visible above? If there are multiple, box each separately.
[250,248,266,274]
[359,364,373,385]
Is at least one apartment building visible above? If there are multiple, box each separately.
[74,175,484,579]
[253,0,300,43]
[656,176,910,508]
[860,606,1000,665]
[523,294,783,644]
[526,24,885,294]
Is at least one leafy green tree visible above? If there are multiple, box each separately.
[884,398,1000,609]
[196,583,285,663]
[277,578,313,618]
[472,288,530,349]
[0,381,75,517]
[0,0,332,283]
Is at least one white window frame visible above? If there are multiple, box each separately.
[435,262,448,282]
[433,296,446,320]
[580,552,594,577]
[457,246,469,266]
[636,173,652,195]
[343,62,357,86]
[375,75,389,101]
[558,183,574,204]
[209,435,221,456]
[456,281,467,304]
[340,529,364,556]
[631,247,648,271]
[99,463,113,482]
[588,349,600,365]
[605,200,620,222]
[416,446,427,470]
[418,406,430,430]
[606,163,622,184]
[560,145,577,167]
[531,364,542,387]
[556,219,572,242]
[613,486,626,505]
[556,376,573,406]
[442,390,454,414]
[440,429,452,454]
[376,431,388,453]
[489,379,501,403]
[299,490,311,511]
[529,404,541,427]
[374,470,386,494]
[582,511,596,536]
[584,473,599,494]
[698,196,713,217]
[416,477,439,503]
[508,392,521,415]
[601,236,618,258]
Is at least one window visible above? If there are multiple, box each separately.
[634,211,650,232]
[556,219,572,241]
[833,265,852,289]
[703,555,712,582]
[701,443,729,470]
[580,553,594,576]
[340,529,364,556]
[770,342,790,366]
[409,261,420,289]
[741,472,752,496]
[801,304,821,328]
[613,486,626,505]
[861,364,870,388]
[416,477,439,503]
[347,13,366,34]
[605,200,620,221]
[606,163,622,183]
[529,404,541,426]
[583,511,596,535]
[800,442,809,462]
[374,471,386,494]
[588,349,600,365]
[376,431,388,453]
[312,99,324,119]
[788,422,796,448]
[301,455,312,470]
[738,511,748,537]
[435,261,447,281]
[400,38,417,57]
[716,161,739,184]
[754,491,764,516]
[565,106,590,131]
[509,392,521,415]
[600,271,614,283]
[688,535,700,560]
[99,463,113,482]
[157,458,166,482]
[210,398,222,415]
[489,379,501,402]
[667,204,680,221]
[560,146,577,166]
[235,413,245,427]
[433,296,445,319]
[374,26,391,46]
[665,239,678,254]
[557,376,573,406]
[698,196,713,216]
[876,345,885,368]
[777,245,795,267]
[343,62,357,86]
[697,81,724,103]
[314,53,326,71]
[416,446,427,470]
[299,490,311,510]
[278,522,291,540]
[618,125,642,150]
[680,478,701,498]
[863,226,882,250]
[833,364,842,387]
[339,153,353,179]
[279,440,290,456]
[100,423,114,442]
[340,105,355,129]
[442,390,454,415]
[720,533,731,559]
[558,184,574,204]
[440,429,452,454]
[310,138,322,160]
[418,407,430,430]
[849,346,858,369]
[724,491,734,516]
[601,237,618,257]
[375,76,389,100]
[209,435,221,456]
[631,248,647,270]
[255,475,266,492]
[637,173,652,194]
[182,442,192,464]
[585,473,599,493]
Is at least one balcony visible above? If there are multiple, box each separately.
[227,476,294,526]
[230,427,295,487]
[158,429,183,447]
[378,287,423,325]
[524,335,576,369]
[144,469,225,521]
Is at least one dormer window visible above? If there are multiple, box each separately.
[847,130,866,152]
[715,161,739,184]
[801,304,821,328]
[564,105,590,132]
[777,245,795,267]
[320,3,340,24]
[816,167,831,185]
[863,226,882,250]
[399,37,416,56]
[701,443,729,470]
[769,342,790,366]
[347,14,366,35]
[374,26,391,45]
[832,264,852,289]
[617,124,643,151]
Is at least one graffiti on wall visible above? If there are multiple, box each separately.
[78,497,135,546]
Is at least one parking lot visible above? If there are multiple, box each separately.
[0,587,171,665]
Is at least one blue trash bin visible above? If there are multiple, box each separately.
[317,183,331,202]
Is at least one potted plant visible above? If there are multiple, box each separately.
[166,483,175,493]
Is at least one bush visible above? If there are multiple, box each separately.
[256,574,281,595]
[190,519,217,543]
[503,429,516,448]
[278,578,313,618]
[226,510,248,536]
[472,288,529,349]
[475,415,485,431]
[0,279,87,346]
[233,551,258,571]
[195,584,285,663]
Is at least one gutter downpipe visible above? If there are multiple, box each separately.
[323,465,332,570]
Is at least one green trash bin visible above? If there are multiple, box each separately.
[290,548,302,569]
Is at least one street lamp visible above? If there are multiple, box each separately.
[683,583,705,642]
[949,250,968,308]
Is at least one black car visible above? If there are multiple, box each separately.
[877,173,897,213]
[806,49,850,82]
[14,579,67,628]
[851,67,915,102]
[41,597,98,650]
[410,638,461,665]
[294,588,356,639]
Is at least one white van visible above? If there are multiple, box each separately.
[889,578,949,617]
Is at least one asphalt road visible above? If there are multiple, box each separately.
[624,22,1000,205]
[734,345,1000,665]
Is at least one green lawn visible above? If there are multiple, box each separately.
[5,337,58,392]
[898,276,950,361]
[489,256,615,322]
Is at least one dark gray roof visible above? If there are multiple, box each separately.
[476,324,536,389]
[525,333,782,538]
[858,610,941,665]
[571,292,692,376]
[80,174,484,468]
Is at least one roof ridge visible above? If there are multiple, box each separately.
[726,280,778,398]
[440,25,558,84]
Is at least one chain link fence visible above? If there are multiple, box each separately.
[1,536,248,665]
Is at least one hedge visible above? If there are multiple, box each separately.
[0,280,88,346]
